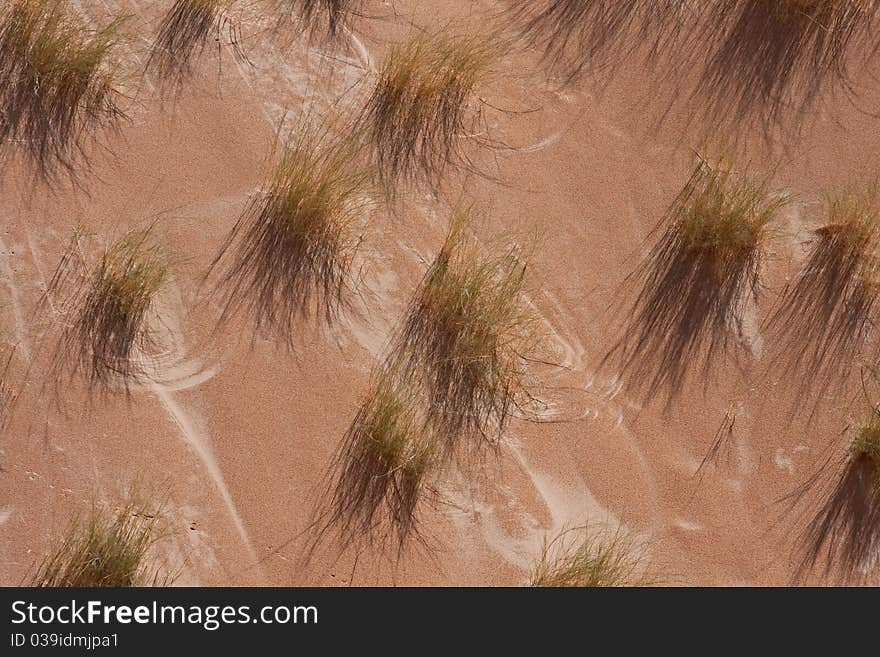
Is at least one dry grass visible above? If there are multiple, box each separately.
[796,409,880,583]
[210,123,372,345]
[0,0,123,180]
[768,189,880,404]
[357,33,494,199]
[608,155,789,400]
[388,209,538,456]
[45,228,167,396]
[529,524,654,587]
[147,0,243,84]
[323,368,442,550]
[32,498,169,587]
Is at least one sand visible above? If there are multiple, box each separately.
[2,0,879,586]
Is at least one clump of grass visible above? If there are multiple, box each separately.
[507,0,685,83]
[797,409,880,583]
[389,209,538,455]
[32,498,168,587]
[357,33,494,199]
[274,0,364,38]
[608,155,789,399]
[0,0,123,180]
[324,368,441,549]
[210,123,372,345]
[768,189,880,402]
[529,524,654,587]
[147,0,243,84]
[47,228,167,395]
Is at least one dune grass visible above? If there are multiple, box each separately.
[768,189,880,402]
[47,228,167,395]
[32,498,168,587]
[357,33,494,199]
[609,155,788,399]
[797,409,880,583]
[147,0,242,84]
[210,124,371,345]
[324,368,441,549]
[529,524,653,587]
[0,0,123,180]
[388,209,537,455]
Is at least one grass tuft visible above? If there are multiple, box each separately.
[0,0,123,180]
[357,33,494,199]
[797,409,880,583]
[324,368,441,549]
[768,188,880,403]
[46,228,167,395]
[147,0,243,84]
[388,209,538,455]
[210,123,372,345]
[608,155,788,399]
[32,498,168,587]
[529,524,654,587]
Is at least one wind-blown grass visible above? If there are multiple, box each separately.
[796,409,880,584]
[388,210,538,456]
[209,124,372,345]
[357,33,494,199]
[45,228,167,396]
[32,498,169,587]
[0,0,123,180]
[607,155,789,400]
[322,368,441,550]
[147,0,243,84]
[529,524,654,587]
[768,189,880,404]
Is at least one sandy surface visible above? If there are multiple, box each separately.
[2,0,879,586]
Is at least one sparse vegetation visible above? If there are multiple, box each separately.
[147,0,243,84]
[529,524,653,587]
[210,124,372,344]
[797,409,880,583]
[46,228,167,394]
[324,368,441,549]
[357,33,494,198]
[32,498,168,587]
[0,0,123,179]
[609,155,788,399]
[388,209,537,455]
[768,189,880,401]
